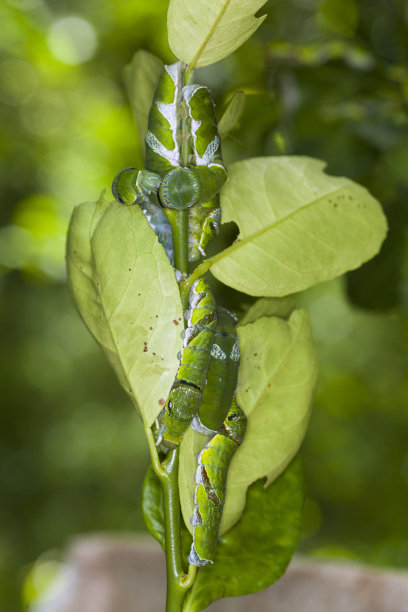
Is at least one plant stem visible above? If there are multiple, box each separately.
[145,426,165,478]
[149,64,198,611]
[168,208,189,275]
[162,449,189,611]
[146,428,197,611]
[162,203,192,610]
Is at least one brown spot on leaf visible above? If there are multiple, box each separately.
[159,398,165,406]
[149,326,153,330]
[143,341,148,353]
[173,320,179,325]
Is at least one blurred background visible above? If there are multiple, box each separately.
[0,0,407,609]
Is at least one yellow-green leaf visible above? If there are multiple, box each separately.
[167,0,267,69]
[218,90,246,139]
[179,309,318,535]
[123,50,163,152]
[66,196,183,426]
[239,296,296,326]
[184,459,303,612]
[207,156,387,296]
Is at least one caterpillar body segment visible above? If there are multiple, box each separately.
[183,84,227,203]
[188,398,247,566]
[182,83,225,258]
[182,85,223,167]
[139,198,174,266]
[192,308,240,432]
[145,62,184,177]
[157,277,217,448]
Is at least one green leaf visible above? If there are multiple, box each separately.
[239,296,296,326]
[142,466,165,549]
[66,195,183,426]
[167,0,267,69]
[179,309,317,535]
[123,50,164,152]
[218,90,246,139]
[206,156,387,296]
[183,458,303,612]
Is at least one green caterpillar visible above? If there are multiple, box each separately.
[156,277,217,448]
[111,168,174,265]
[145,62,184,178]
[192,308,240,433]
[145,63,226,260]
[188,197,221,262]
[183,84,225,259]
[188,397,247,566]
[112,167,162,203]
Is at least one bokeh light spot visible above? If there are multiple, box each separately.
[47,17,97,65]
[23,558,67,609]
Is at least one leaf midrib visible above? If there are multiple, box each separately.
[190,0,231,69]
[89,206,141,414]
[189,183,351,285]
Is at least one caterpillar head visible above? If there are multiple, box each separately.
[200,208,221,253]
[112,168,161,205]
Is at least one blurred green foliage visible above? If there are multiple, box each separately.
[0,0,407,610]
